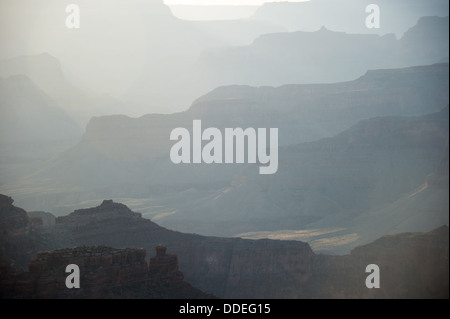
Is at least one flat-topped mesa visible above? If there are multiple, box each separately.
[56,200,142,225]
[149,245,184,283]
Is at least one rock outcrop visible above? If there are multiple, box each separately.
[149,245,184,283]
[47,199,316,298]
[0,195,40,272]
[1,196,448,298]
[0,245,214,299]
[0,195,27,231]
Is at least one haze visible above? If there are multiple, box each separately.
[0,0,448,256]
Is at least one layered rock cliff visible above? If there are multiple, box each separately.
[0,245,214,299]
[48,199,316,298]
[0,196,448,298]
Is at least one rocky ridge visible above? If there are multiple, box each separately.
[0,196,448,298]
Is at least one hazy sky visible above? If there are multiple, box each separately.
[164,0,310,20]
[164,0,309,5]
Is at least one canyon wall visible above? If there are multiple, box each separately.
[0,245,214,299]
[1,197,448,298]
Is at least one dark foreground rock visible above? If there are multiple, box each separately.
[0,196,448,298]
[0,245,215,299]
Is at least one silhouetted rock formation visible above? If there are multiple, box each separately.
[0,195,27,231]
[149,245,184,283]
[0,197,447,298]
[0,245,214,299]
[0,195,40,273]
[41,199,315,298]
[10,63,448,244]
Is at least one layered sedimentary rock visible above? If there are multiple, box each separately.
[149,245,184,283]
[48,199,316,298]
[0,245,213,299]
[0,196,448,298]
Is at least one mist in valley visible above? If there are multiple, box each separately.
[0,0,449,299]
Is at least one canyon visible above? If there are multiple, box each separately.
[1,195,447,298]
[0,0,448,300]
